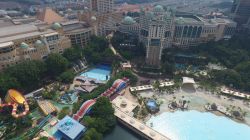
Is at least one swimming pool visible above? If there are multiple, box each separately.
[80,65,111,81]
[146,110,250,140]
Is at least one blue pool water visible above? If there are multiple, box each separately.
[80,65,111,81]
[146,110,250,140]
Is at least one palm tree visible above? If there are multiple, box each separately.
[173,96,176,100]
[153,80,160,91]
[242,112,247,117]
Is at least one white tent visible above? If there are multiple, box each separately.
[182,77,196,93]
[182,77,195,84]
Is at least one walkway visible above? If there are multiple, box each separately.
[107,32,126,61]
[113,106,170,140]
[129,81,175,92]
[221,87,250,99]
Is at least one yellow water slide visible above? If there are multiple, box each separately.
[3,89,29,118]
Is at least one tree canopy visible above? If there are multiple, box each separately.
[91,97,116,128]
[82,128,102,140]
[83,36,115,64]
[82,97,115,139]
[58,106,70,120]
[111,32,145,61]
[57,70,75,84]
[5,60,46,91]
[45,53,69,77]
[63,46,83,62]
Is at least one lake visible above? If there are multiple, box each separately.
[104,123,142,140]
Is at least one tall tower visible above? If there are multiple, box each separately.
[89,0,114,14]
[231,0,250,26]
[139,5,175,67]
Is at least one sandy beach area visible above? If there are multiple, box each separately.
[135,85,250,126]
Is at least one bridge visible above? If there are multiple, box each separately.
[72,78,130,121]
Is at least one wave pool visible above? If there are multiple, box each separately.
[80,65,111,81]
[146,110,250,140]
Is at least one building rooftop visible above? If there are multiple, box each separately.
[60,20,91,33]
[37,7,64,24]
[37,100,57,116]
[0,19,14,27]
[201,18,237,26]
[60,20,81,26]
[0,24,38,38]
[56,116,86,140]
[0,41,14,49]
[0,29,55,43]
[175,16,202,24]
[153,5,164,12]
[122,16,136,25]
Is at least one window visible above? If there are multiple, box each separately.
[150,39,160,46]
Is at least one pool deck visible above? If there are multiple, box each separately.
[112,96,170,140]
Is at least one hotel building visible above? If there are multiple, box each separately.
[89,0,114,14]
[79,0,122,36]
[139,5,175,66]
[118,5,237,66]
[0,24,71,71]
[52,21,93,48]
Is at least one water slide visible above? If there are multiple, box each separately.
[0,89,30,118]
[11,101,29,118]
[73,78,130,121]
[73,99,96,121]
[13,114,52,140]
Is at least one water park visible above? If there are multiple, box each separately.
[5,72,250,140]
[73,77,129,121]
[1,43,250,140]
[0,89,29,118]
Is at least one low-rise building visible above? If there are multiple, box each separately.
[0,24,71,71]
[121,61,132,70]
[54,116,87,140]
[58,21,92,48]
[201,18,236,41]
[37,100,57,116]
[173,15,203,48]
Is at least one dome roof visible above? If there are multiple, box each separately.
[176,17,185,24]
[20,42,29,49]
[91,16,97,21]
[153,5,164,12]
[122,16,136,25]
[52,22,61,30]
[146,12,154,19]
[35,40,44,47]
